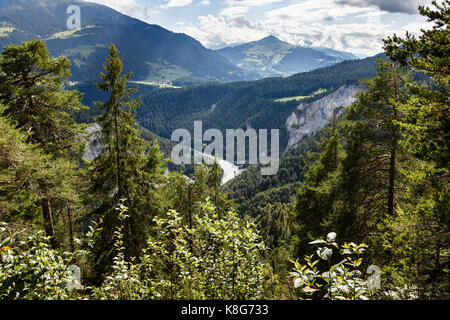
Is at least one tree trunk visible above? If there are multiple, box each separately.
[67,206,75,252]
[41,195,57,249]
[113,94,123,200]
[388,65,399,216]
[387,142,396,216]
[187,184,193,253]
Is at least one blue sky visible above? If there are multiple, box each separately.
[85,0,433,57]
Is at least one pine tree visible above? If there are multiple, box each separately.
[89,44,165,277]
[325,60,408,244]
[383,0,449,168]
[294,60,409,258]
[383,1,449,297]
[0,40,85,248]
[294,111,344,255]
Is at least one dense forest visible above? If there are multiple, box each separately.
[73,56,381,151]
[0,1,448,300]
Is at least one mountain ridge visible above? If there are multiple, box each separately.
[0,0,246,84]
[216,35,359,79]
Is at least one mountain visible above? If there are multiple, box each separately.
[216,36,359,79]
[134,55,381,152]
[0,0,245,84]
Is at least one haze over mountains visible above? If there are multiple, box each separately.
[0,0,384,162]
[0,0,383,157]
[216,35,359,79]
[0,0,245,84]
[0,0,363,85]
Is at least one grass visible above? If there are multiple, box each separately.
[62,44,106,67]
[273,88,328,103]
[47,25,96,40]
[0,27,16,37]
[141,59,191,85]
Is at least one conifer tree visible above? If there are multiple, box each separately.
[384,0,449,168]
[0,40,85,248]
[329,60,407,236]
[0,104,46,218]
[294,110,344,255]
[295,60,408,256]
[89,44,165,276]
[383,1,449,297]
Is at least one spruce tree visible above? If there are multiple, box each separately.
[89,44,165,276]
[325,60,408,244]
[383,0,449,297]
[0,40,85,248]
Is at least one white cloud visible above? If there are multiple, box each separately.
[84,0,152,21]
[220,6,250,16]
[160,0,194,8]
[182,0,432,57]
[184,15,268,48]
[225,0,283,6]
[335,0,428,14]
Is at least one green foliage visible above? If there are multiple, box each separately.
[294,44,448,298]
[291,232,376,300]
[0,39,86,158]
[0,5,448,299]
[0,105,46,216]
[381,1,450,299]
[294,60,409,256]
[190,201,266,299]
[224,134,318,218]
[384,0,449,168]
[0,38,86,248]
[89,44,167,277]
[89,200,266,300]
[0,222,81,300]
[90,203,153,300]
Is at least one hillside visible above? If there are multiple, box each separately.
[0,0,448,302]
[216,36,358,79]
[136,55,381,151]
[0,0,245,84]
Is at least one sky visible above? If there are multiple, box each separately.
[84,0,434,57]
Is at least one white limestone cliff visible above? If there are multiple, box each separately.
[285,85,365,151]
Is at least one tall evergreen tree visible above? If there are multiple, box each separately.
[89,44,165,277]
[294,110,344,255]
[325,61,408,242]
[384,0,449,168]
[0,104,46,219]
[295,60,409,257]
[383,0,449,297]
[0,40,85,248]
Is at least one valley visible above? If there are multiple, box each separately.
[0,0,448,303]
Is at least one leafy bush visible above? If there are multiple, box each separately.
[89,200,267,300]
[291,232,379,300]
[0,222,81,300]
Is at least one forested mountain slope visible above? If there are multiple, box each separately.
[136,55,382,150]
[0,0,245,84]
